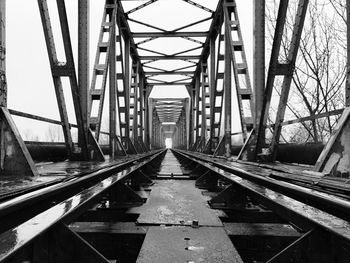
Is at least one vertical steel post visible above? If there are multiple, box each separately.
[201,63,206,144]
[57,0,92,158]
[186,85,194,147]
[109,4,117,157]
[182,108,187,149]
[139,77,144,143]
[253,0,265,129]
[224,19,232,157]
[144,85,153,149]
[151,108,154,148]
[270,0,309,161]
[78,0,89,151]
[124,38,131,139]
[0,0,5,107]
[132,62,139,142]
[157,117,160,147]
[347,0,350,106]
[195,74,200,142]
[209,37,216,150]
[37,0,74,155]
[0,0,6,172]
[185,97,190,149]
[255,0,289,157]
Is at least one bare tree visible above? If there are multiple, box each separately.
[266,0,347,143]
[45,125,63,142]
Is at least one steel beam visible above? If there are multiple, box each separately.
[209,36,216,151]
[125,38,131,139]
[172,16,213,32]
[145,71,194,75]
[194,74,201,142]
[126,0,158,15]
[253,0,265,129]
[139,55,200,61]
[200,62,207,146]
[132,61,139,142]
[192,0,223,81]
[145,86,153,148]
[224,0,254,140]
[269,0,308,161]
[78,0,89,151]
[147,82,193,86]
[0,108,39,176]
[109,5,117,157]
[37,0,74,156]
[255,0,289,159]
[224,19,232,157]
[132,32,208,38]
[314,107,350,176]
[0,0,5,107]
[88,2,116,143]
[347,0,350,106]
[56,0,90,156]
[186,85,195,147]
[182,0,214,13]
[139,76,145,147]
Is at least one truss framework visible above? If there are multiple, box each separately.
[1,0,349,177]
[38,0,104,161]
[239,0,309,162]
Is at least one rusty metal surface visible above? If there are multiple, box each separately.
[132,180,222,226]
[136,226,243,263]
[223,222,301,237]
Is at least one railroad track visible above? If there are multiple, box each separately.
[174,149,350,221]
[0,150,165,234]
[172,149,350,262]
[0,149,349,262]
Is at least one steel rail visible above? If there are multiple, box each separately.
[172,149,350,233]
[193,150,350,219]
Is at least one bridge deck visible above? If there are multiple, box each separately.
[134,151,242,262]
[132,180,223,226]
[2,149,350,262]
[137,226,242,263]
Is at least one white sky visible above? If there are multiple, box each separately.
[6,0,253,139]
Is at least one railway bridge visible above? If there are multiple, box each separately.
[1,0,350,262]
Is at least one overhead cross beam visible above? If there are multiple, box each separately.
[129,14,211,48]
[132,32,208,38]
[145,71,194,76]
[125,0,159,15]
[181,0,214,13]
[140,55,200,60]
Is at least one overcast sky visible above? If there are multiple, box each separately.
[6,0,253,139]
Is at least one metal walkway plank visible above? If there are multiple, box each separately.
[136,226,243,263]
[132,180,222,226]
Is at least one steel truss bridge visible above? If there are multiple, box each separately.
[1,0,350,262]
